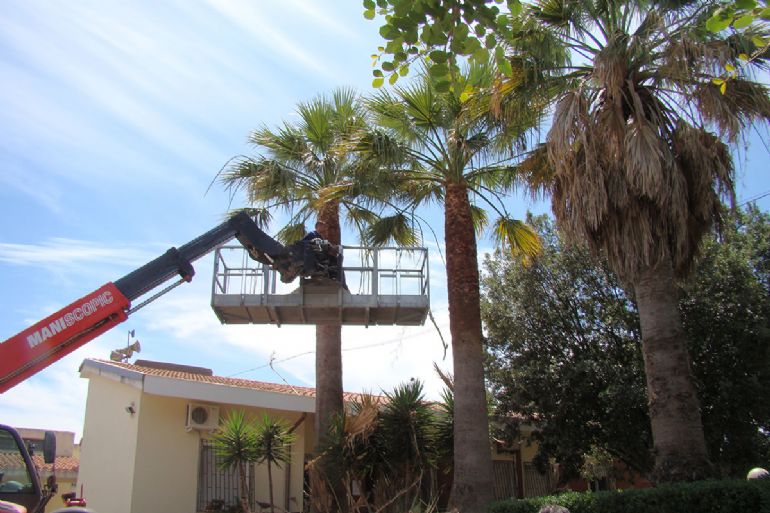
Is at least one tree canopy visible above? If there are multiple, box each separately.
[482,208,770,480]
[364,0,523,89]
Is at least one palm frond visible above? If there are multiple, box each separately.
[315,182,356,209]
[471,204,489,237]
[276,223,310,246]
[694,79,770,142]
[515,144,555,199]
[492,217,542,260]
[365,213,420,247]
[212,410,258,470]
[250,124,314,167]
[466,165,518,195]
[227,207,274,229]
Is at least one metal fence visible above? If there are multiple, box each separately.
[522,462,554,498]
[197,439,253,512]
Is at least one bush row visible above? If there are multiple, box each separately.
[488,479,770,513]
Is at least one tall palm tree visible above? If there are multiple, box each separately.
[510,0,770,482]
[220,88,393,512]
[357,61,544,512]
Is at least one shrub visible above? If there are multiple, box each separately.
[488,479,770,513]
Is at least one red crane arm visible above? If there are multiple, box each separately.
[0,212,306,393]
[0,283,130,393]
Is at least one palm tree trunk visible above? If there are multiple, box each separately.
[239,462,252,513]
[445,183,494,512]
[313,203,346,513]
[268,462,275,513]
[314,203,344,443]
[633,259,713,482]
[314,324,343,441]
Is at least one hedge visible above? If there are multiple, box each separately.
[488,479,770,513]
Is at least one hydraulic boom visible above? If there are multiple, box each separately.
[0,212,319,393]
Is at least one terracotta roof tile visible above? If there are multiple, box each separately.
[34,455,79,473]
[89,359,372,403]
[0,453,78,473]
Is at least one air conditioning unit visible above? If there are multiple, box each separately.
[185,403,220,431]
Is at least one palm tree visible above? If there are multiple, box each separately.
[509,0,770,482]
[357,61,544,512]
[220,88,395,512]
[254,414,297,513]
[222,89,404,510]
[212,410,259,513]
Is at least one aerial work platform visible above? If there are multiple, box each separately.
[211,245,430,326]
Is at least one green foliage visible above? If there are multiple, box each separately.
[218,88,397,244]
[359,61,541,253]
[707,0,770,34]
[482,208,770,479]
[705,0,770,91]
[211,411,297,513]
[680,205,770,476]
[212,410,259,513]
[379,380,438,471]
[313,379,453,513]
[488,479,770,513]
[253,414,296,469]
[213,410,259,472]
[364,0,522,88]
[482,215,652,479]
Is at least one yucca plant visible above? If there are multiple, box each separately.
[253,415,296,513]
[212,410,259,513]
[311,381,449,513]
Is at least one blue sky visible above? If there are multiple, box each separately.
[1,1,768,440]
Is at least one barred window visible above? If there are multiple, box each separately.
[197,439,254,512]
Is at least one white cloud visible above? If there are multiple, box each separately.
[0,239,155,267]
[202,0,336,82]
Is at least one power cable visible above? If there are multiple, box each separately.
[740,190,770,206]
[227,319,448,379]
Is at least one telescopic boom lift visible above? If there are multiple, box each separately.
[0,212,323,393]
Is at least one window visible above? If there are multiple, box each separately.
[0,428,34,494]
[197,439,254,512]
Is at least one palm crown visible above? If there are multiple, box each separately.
[360,61,542,253]
[221,88,393,245]
[518,0,770,279]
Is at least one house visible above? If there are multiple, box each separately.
[78,358,322,513]
[76,358,586,513]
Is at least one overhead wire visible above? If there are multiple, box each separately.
[226,315,449,379]
[740,190,770,206]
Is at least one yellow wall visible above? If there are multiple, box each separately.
[78,380,310,513]
[131,394,200,513]
[77,377,141,513]
[217,407,308,513]
[44,474,77,513]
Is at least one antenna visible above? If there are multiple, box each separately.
[110,330,141,363]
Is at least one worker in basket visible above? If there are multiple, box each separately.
[302,220,347,289]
